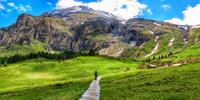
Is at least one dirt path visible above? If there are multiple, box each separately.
[80,77,101,100]
[145,36,160,58]
[145,42,159,58]
[168,37,175,48]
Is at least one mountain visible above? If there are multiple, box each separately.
[42,6,125,22]
[1,6,200,100]
[0,6,194,57]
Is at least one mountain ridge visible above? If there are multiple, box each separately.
[0,6,197,57]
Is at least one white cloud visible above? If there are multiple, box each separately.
[166,4,200,25]
[5,2,32,13]
[56,0,147,20]
[162,4,171,10]
[7,2,15,7]
[0,3,5,10]
[147,9,153,15]
[46,2,53,6]
[18,4,32,12]
[7,2,18,11]
[56,0,83,8]
[165,18,185,25]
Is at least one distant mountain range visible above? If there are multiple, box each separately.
[0,6,199,57]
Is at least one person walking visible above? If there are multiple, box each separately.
[94,70,98,80]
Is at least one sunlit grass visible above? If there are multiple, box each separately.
[100,62,200,100]
[0,56,139,99]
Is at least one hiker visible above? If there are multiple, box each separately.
[94,70,98,80]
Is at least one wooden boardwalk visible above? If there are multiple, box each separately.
[80,77,101,100]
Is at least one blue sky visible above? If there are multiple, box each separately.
[0,0,200,28]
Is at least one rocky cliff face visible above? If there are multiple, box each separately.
[0,14,71,48]
[0,14,117,51]
[0,6,186,57]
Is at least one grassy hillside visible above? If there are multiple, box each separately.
[158,28,200,62]
[0,27,199,100]
[122,26,183,58]
[189,27,200,43]
[158,43,200,62]
[108,29,200,100]
[0,56,139,99]
[0,79,90,100]
[100,62,200,100]
[0,43,46,57]
[0,41,200,99]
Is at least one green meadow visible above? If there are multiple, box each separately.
[1,35,200,99]
[0,56,139,100]
[0,44,46,57]
[100,62,200,100]
[1,55,200,100]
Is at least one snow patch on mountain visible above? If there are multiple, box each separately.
[149,31,154,35]
[154,22,161,26]
[130,41,137,46]
[155,36,159,42]
[70,6,82,12]
[43,6,126,22]
[192,24,200,29]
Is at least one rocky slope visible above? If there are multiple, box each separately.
[0,6,191,57]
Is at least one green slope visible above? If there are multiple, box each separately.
[0,79,90,100]
[122,25,184,58]
[0,27,200,100]
[104,25,199,100]
[100,62,200,100]
[0,56,139,99]
[0,43,46,57]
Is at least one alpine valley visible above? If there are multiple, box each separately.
[0,6,200,100]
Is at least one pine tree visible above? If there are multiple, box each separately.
[153,56,156,60]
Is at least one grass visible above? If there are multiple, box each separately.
[159,42,200,62]
[100,62,200,100]
[0,43,46,57]
[122,37,156,58]
[0,27,199,99]
[0,56,139,99]
[0,45,200,100]
[189,27,200,43]
[151,28,200,62]
[86,33,113,42]
[155,30,183,55]
[0,79,91,100]
[122,27,183,58]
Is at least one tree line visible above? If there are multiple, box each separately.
[0,49,98,66]
[143,52,173,64]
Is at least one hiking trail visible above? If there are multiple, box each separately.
[80,77,101,100]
